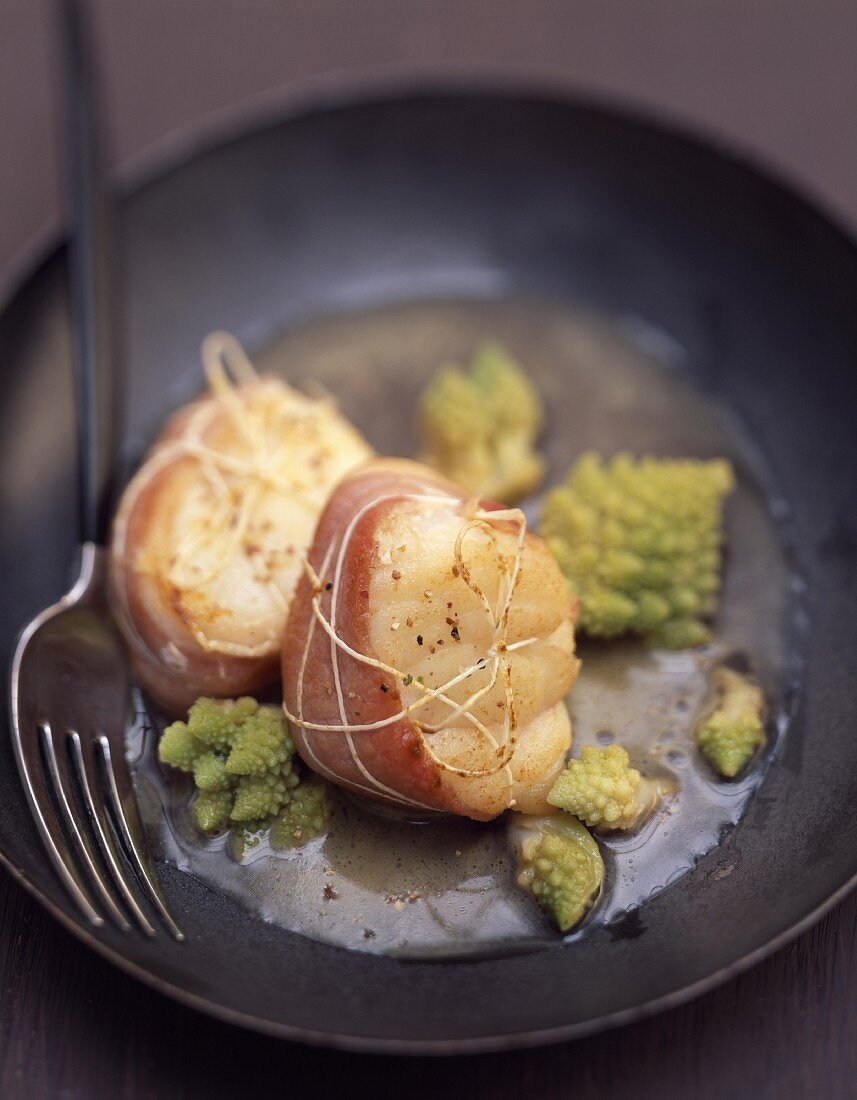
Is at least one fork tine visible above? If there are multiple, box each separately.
[67,731,156,937]
[39,724,131,932]
[97,736,185,941]
[11,721,104,927]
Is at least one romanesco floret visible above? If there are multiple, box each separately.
[270,779,332,848]
[192,790,234,832]
[159,697,298,832]
[158,719,198,772]
[540,452,734,648]
[548,744,669,832]
[187,695,257,751]
[192,750,230,792]
[231,767,300,822]
[511,814,604,932]
[696,667,765,778]
[225,706,294,775]
[418,343,546,503]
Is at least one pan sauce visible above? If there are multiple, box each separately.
[131,297,800,958]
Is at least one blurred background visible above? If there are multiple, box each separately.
[1,0,856,300]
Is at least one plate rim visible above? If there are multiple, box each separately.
[5,65,856,314]
[2,838,854,1055]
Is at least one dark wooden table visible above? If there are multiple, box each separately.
[2,3,857,1097]
[1,864,855,1097]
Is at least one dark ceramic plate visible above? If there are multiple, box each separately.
[1,89,856,1053]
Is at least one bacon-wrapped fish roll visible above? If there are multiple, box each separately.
[283,458,580,821]
[110,333,372,713]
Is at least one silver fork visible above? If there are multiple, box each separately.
[11,548,183,938]
[8,0,183,940]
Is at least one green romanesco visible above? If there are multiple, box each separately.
[192,790,234,833]
[226,706,295,774]
[229,780,331,861]
[540,452,734,647]
[511,814,604,932]
[159,696,298,832]
[697,666,766,778]
[548,744,670,832]
[231,769,300,822]
[156,718,197,771]
[418,342,546,503]
[187,695,257,751]
[270,779,332,849]
[191,750,231,792]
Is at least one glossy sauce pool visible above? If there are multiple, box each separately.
[129,297,802,958]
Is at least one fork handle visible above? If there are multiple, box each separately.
[58,0,118,546]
